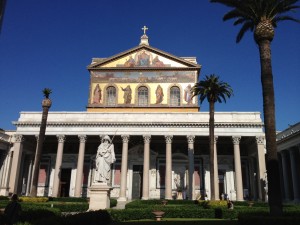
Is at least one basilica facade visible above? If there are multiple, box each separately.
[0,31,267,202]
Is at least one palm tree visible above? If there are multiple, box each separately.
[210,0,299,215]
[30,88,52,197]
[192,74,233,200]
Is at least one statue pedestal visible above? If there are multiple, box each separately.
[88,183,112,210]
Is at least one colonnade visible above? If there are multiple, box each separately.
[279,145,300,202]
[4,134,267,200]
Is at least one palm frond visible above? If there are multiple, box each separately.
[236,22,254,43]
[211,0,300,42]
[274,15,300,23]
[192,74,233,105]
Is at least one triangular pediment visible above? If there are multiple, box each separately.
[88,45,200,70]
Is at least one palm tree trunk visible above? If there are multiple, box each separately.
[209,101,215,200]
[258,39,283,215]
[30,106,49,197]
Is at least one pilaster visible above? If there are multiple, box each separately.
[9,134,24,194]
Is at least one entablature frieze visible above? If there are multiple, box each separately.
[14,121,263,129]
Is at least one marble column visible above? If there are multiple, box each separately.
[9,134,24,194]
[248,156,257,200]
[74,135,87,197]
[1,151,13,196]
[25,156,34,196]
[142,135,151,200]
[52,135,66,197]
[255,136,266,201]
[232,136,243,201]
[280,150,291,201]
[214,136,219,200]
[289,148,300,202]
[187,135,195,200]
[165,135,173,200]
[118,135,130,202]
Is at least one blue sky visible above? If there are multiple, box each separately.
[0,0,299,131]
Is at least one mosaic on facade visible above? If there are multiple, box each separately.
[101,50,189,68]
[90,82,195,105]
[91,71,196,83]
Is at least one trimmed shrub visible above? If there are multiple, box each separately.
[19,197,49,202]
[63,210,112,225]
[110,198,117,208]
[109,207,216,221]
[0,196,9,200]
[199,200,228,209]
[19,207,61,224]
[48,197,88,203]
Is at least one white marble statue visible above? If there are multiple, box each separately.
[94,135,116,183]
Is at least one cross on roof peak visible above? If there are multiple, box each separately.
[142,25,148,35]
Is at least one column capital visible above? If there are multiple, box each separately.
[232,136,241,145]
[214,136,218,144]
[78,135,87,143]
[255,136,265,145]
[143,135,151,144]
[165,135,173,144]
[121,135,130,143]
[14,134,24,143]
[57,135,66,143]
[187,135,195,144]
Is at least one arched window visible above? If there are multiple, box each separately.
[138,86,148,106]
[170,86,180,106]
[106,86,116,106]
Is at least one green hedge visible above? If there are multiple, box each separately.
[19,202,88,212]
[16,210,112,225]
[48,197,88,202]
[109,208,216,221]
[125,199,198,209]
[0,196,9,200]
[19,207,61,223]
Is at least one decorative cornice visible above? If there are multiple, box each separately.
[13,121,264,129]
[87,44,200,70]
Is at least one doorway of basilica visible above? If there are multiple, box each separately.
[132,165,143,199]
